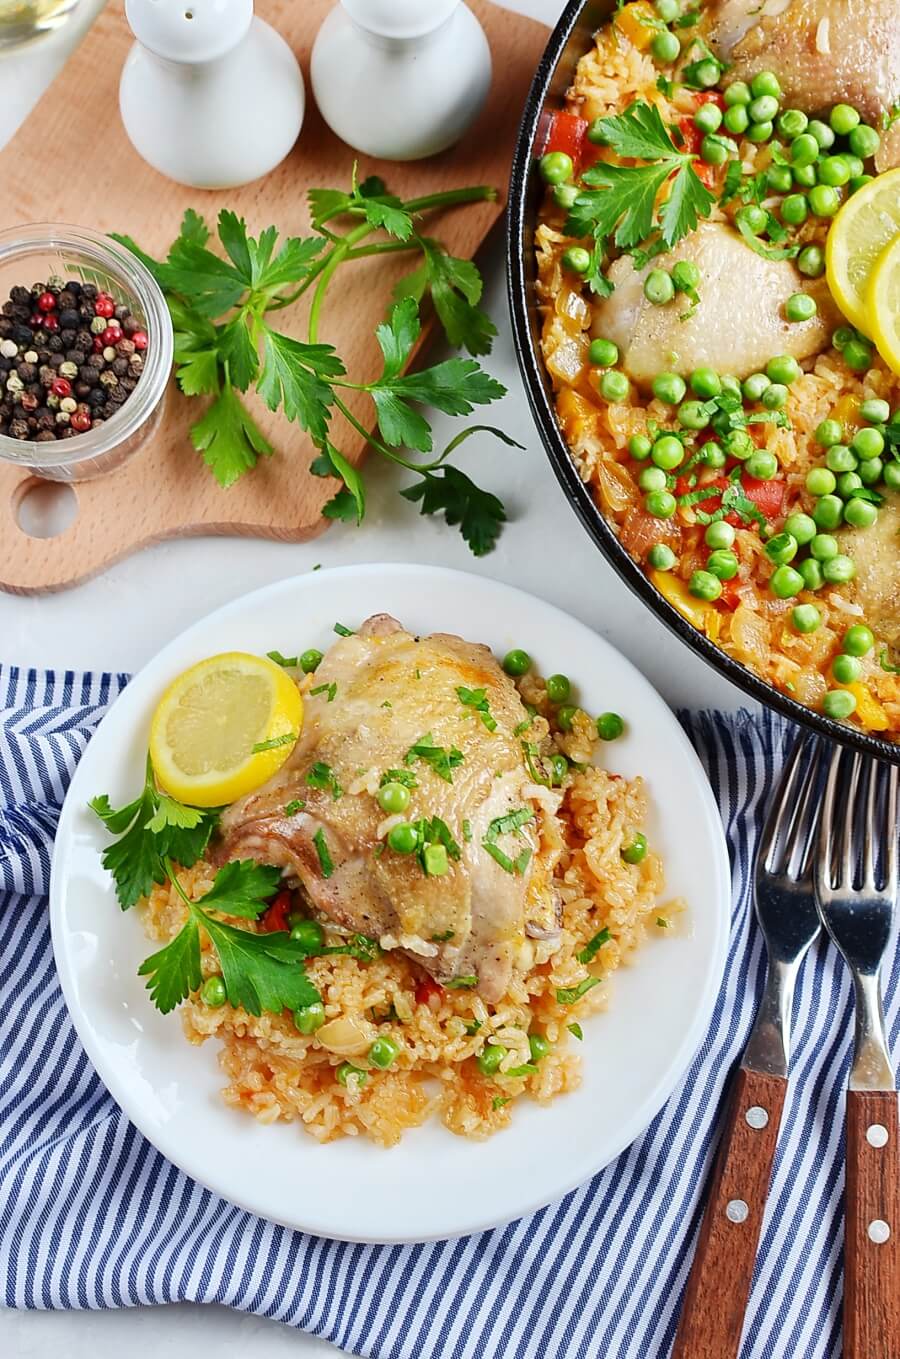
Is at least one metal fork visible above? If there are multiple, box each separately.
[673,736,823,1359]
[815,747,900,1359]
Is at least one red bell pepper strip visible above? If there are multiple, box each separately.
[259,889,293,934]
[544,111,589,173]
[415,974,443,1006]
[741,473,786,520]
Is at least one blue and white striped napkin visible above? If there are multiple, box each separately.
[1,665,897,1358]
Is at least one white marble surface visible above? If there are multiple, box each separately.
[1,1,756,1355]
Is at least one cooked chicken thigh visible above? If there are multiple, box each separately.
[839,493,900,657]
[591,222,837,385]
[216,614,552,1003]
[710,0,900,127]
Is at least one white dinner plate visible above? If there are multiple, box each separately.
[51,564,730,1243]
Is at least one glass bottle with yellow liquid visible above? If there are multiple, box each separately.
[0,0,81,48]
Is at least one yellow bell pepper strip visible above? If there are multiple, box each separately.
[842,682,889,731]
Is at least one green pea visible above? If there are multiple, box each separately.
[848,124,880,159]
[621,832,648,864]
[785,292,817,323]
[837,472,863,498]
[808,119,835,149]
[791,132,819,166]
[746,450,779,480]
[689,569,723,601]
[792,162,818,188]
[701,132,730,163]
[639,465,667,492]
[823,689,857,720]
[629,434,653,461]
[528,1032,552,1062]
[685,366,718,400]
[720,375,743,402]
[724,81,751,106]
[780,194,808,226]
[596,711,625,741]
[562,245,591,274]
[818,154,851,187]
[751,70,781,99]
[749,94,779,124]
[369,1036,400,1069]
[815,418,843,447]
[692,59,721,88]
[651,434,685,469]
[825,443,857,473]
[777,108,808,138]
[652,371,686,405]
[700,441,726,468]
[860,398,890,424]
[643,269,675,305]
[290,918,324,951]
[723,104,749,135]
[552,183,579,211]
[695,103,723,134]
[852,426,884,460]
[387,822,418,854]
[546,673,571,704]
[557,704,578,732]
[655,0,679,16]
[651,30,681,63]
[885,462,900,491]
[645,490,677,519]
[849,174,874,195]
[843,154,865,179]
[830,103,860,135]
[336,1062,367,1087]
[762,383,788,410]
[808,184,840,217]
[813,494,844,530]
[798,558,824,590]
[843,624,875,657]
[707,549,740,580]
[769,564,804,598]
[858,457,883,486]
[648,543,676,571]
[792,604,822,634]
[810,533,839,561]
[678,400,711,430]
[724,429,754,461]
[589,337,619,368]
[201,975,227,1007]
[600,370,630,402]
[806,467,837,497]
[832,326,855,351]
[843,338,873,372]
[742,372,771,402]
[705,520,735,550]
[822,553,856,583]
[797,244,825,277]
[540,151,574,185]
[767,163,794,194]
[503,648,531,676]
[764,531,798,564]
[766,354,802,385]
[748,120,777,144]
[549,753,569,786]
[843,496,878,529]
[477,1043,507,1076]
[736,204,768,235]
[832,653,862,684]
[377,781,410,815]
[300,648,324,673]
[671,260,701,294]
[784,512,816,545]
[294,1001,326,1034]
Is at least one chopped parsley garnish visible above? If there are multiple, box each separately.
[313,829,334,878]
[404,733,464,783]
[89,757,219,910]
[464,1018,483,1035]
[431,929,455,942]
[446,975,478,989]
[674,8,700,25]
[456,685,497,732]
[513,718,532,737]
[305,761,343,800]
[735,214,800,261]
[379,768,418,789]
[880,648,900,674]
[267,649,298,667]
[462,819,473,842]
[556,977,602,1005]
[505,1063,537,1078]
[657,917,670,928]
[251,732,297,754]
[492,1096,510,1110]
[482,806,534,875]
[322,931,380,961]
[333,622,354,636]
[568,1023,584,1041]
[576,926,611,965]
[283,799,306,815]
[310,681,337,702]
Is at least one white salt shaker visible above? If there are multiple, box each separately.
[311,0,492,161]
[119,0,305,189]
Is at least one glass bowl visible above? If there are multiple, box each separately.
[0,223,173,482]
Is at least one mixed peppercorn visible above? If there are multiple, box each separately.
[0,278,148,443]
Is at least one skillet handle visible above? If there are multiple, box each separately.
[843,1089,900,1359]
[671,1066,786,1359]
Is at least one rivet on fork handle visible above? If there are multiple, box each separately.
[844,1089,900,1359]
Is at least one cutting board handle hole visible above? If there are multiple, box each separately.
[14,479,79,539]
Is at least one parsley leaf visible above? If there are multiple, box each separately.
[457,685,497,732]
[191,859,283,919]
[257,329,343,441]
[394,239,497,357]
[306,761,343,800]
[404,734,464,783]
[190,380,273,488]
[313,829,334,879]
[401,463,507,557]
[556,977,602,1005]
[577,926,611,965]
[735,215,800,261]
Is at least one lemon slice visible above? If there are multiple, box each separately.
[826,169,900,333]
[867,233,900,376]
[150,652,303,807]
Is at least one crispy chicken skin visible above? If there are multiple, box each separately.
[591,223,838,384]
[710,0,900,129]
[215,614,550,1003]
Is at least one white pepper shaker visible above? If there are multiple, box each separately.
[119,0,305,189]
[310,0,492,161]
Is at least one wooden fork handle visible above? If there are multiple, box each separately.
[844,1089,900,1359]
[671,1067,787,1359]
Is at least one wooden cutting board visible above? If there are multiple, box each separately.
[0,0,549,593]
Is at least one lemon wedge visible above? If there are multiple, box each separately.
[150,652,303,807]
[826,169,900,333]
[867,233,900,376]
